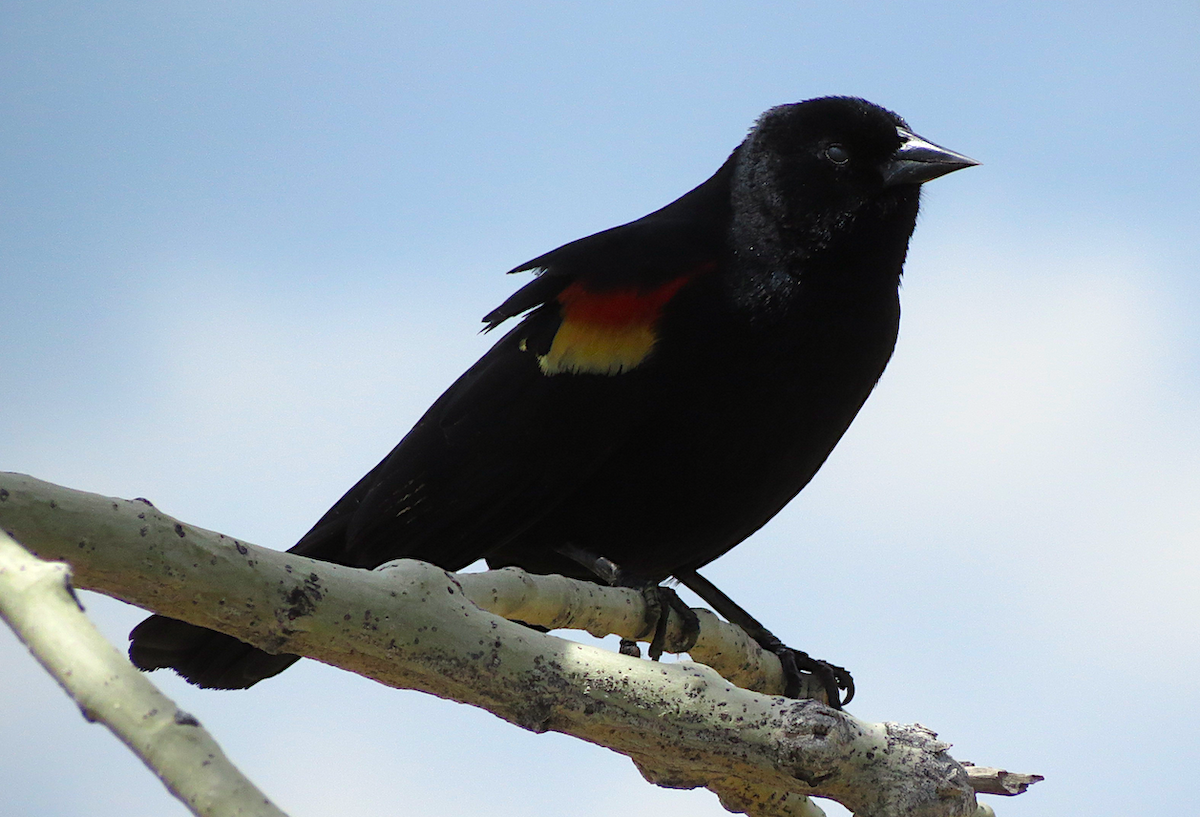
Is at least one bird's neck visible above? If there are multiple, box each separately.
[722,216,908,327]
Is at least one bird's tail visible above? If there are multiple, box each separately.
[127,468,373,688]
[128,615,300,690]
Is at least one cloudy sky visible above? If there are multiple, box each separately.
[2,3,1197,816]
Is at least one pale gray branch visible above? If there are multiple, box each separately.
[0,528,288,817]
[451,565,826,698]
[962,765,1045,796]
[0,472,1035,817]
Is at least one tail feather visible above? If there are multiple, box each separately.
[128,615,300,690]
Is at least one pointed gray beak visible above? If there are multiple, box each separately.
[881,127,979,187]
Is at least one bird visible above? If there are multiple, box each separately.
[129,96,976,707]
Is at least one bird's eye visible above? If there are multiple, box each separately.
[824,144,850,165]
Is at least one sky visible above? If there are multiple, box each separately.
[2,2,1198,816]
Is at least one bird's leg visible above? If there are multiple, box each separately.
[557,543,624,585]
[675,568,854,709]
[556,544,700,661]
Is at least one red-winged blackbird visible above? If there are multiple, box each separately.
[129,97,976,705]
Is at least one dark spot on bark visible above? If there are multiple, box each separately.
[134,497,155,507]
[284,586,317,620]
[174,524,185,538]
[174,711,201,727]
[0,488,8,501]
[235,543,248,555]
[303,574,323,600]
[49,499,57,509]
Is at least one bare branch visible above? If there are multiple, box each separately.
[962,764,1045,796]
[450,565,828,698]
[0,472,1036,817]
[0,528,288,817]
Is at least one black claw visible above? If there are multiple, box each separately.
[770,645,853,709]
[644,586,670,661]
[619,638,642,657]
[834,664,855,706]
[774,648,803,698]
[648,611,669,661]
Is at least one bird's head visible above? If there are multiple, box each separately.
[732,96,977,258]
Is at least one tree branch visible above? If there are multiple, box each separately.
[0,528,288,817]
[0,473,1035,817]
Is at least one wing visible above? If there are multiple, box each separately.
[289,151,738,572]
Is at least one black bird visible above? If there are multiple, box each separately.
[129,97,976,706]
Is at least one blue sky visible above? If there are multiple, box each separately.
[3,3,1198,816]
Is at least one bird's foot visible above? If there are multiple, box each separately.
[639,585,701,661]
[553,544,701,661]
[762,638,854,708]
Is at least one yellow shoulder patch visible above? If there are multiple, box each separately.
[539,320,657,376]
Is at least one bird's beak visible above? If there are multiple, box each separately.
[881,127,979,186]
